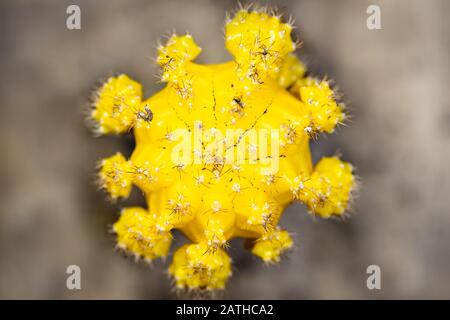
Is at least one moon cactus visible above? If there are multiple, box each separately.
[90,7,356,290]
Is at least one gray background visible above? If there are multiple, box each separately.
[0,0,449,299]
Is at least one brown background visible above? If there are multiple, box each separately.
[0,0,449,299]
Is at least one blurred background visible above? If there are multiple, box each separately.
[0,0,449,299]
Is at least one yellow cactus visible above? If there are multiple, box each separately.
[90,7,356,290]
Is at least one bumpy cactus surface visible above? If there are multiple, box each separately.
[91,8,356,290]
